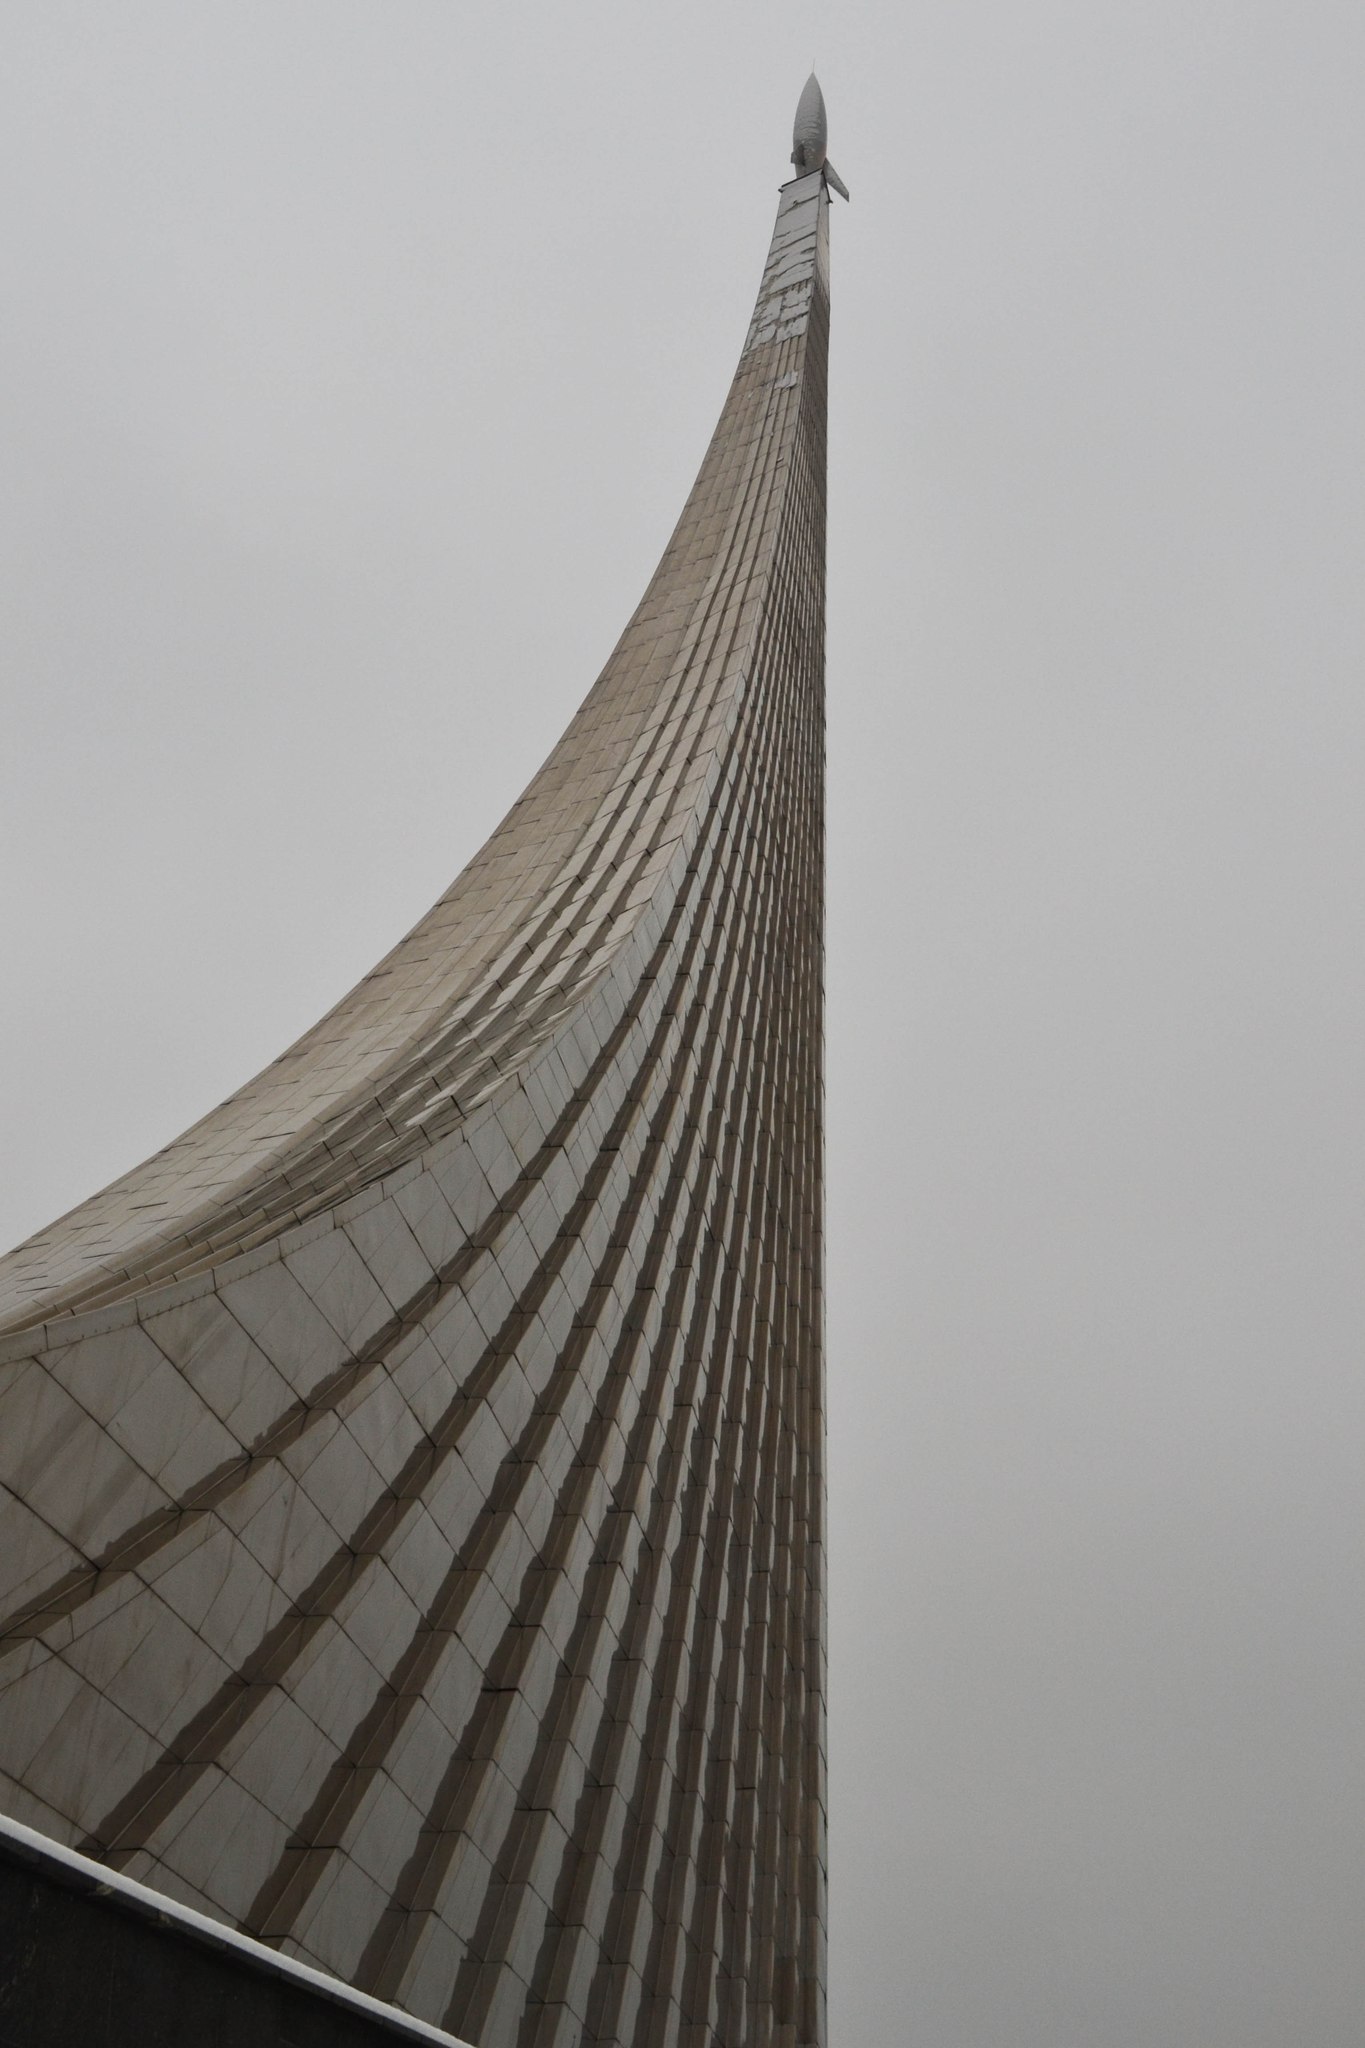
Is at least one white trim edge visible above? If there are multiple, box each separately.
[0,1811,477,2048]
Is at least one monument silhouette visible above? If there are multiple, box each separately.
[0,77,840,2048]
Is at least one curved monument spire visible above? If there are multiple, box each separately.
[0,86,834,2048]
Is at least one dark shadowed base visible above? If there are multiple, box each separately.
[0,1822,467,2048]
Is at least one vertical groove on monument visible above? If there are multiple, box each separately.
[0,129,832,2048]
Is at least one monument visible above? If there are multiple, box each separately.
[0,75,840,2048]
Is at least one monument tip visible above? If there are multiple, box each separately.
[791,70,849,201]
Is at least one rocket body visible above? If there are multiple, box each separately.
[791,72,849,200]
[792,72,829,173]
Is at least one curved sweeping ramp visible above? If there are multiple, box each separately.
[0,143,833,2048]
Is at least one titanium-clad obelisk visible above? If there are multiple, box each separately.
[0,75,840,2048]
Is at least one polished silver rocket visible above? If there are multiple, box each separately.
[792,71,850,200]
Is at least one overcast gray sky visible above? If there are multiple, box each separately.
[4,4,1365,2042]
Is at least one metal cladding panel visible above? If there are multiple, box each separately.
[0,168,830,2048]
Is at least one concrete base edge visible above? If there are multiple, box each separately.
[0,1812,475,2048]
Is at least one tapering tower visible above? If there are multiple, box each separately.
[0,82,840,2048]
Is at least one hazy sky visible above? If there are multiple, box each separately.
[4,4,1365,2042]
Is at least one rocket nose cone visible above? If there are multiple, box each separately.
[792,72,828,168]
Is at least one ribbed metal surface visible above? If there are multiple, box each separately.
[0,170,830,2048]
